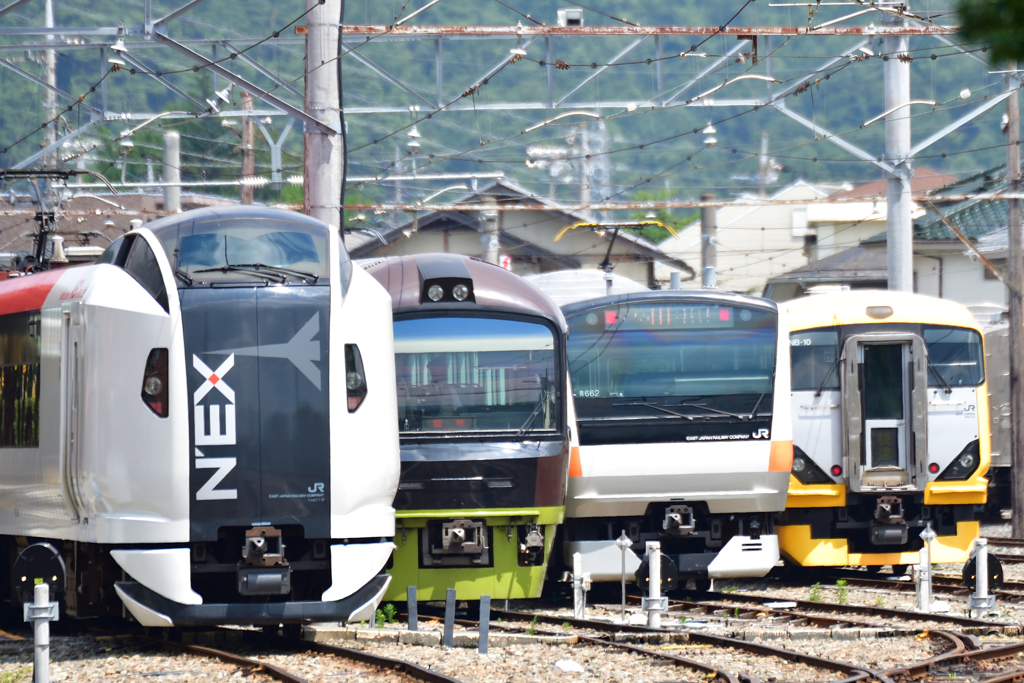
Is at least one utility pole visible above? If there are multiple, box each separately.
[481,207,500,265]
[163,131,180,213]
[700,192,717,288]
[303,0,342,227]
[42,0,56,169]
[239,92,254,205]
[884,2,914,292]
[1006,66,1024,537]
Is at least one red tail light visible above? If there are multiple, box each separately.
[141,348,169,417]
[345,344,367,412]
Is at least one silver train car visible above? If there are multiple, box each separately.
[560,291,793,587]
[0,206,399,626]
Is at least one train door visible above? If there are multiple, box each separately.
[842,333,928,492]
[60,302,85,519]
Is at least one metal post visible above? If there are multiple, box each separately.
[30,583,51,683]
[1007,66,1024,539]
[646,541,662,629]
[572,551,584,620]
[406,586,417,631]
[481,210,500,265]
[479,595,490,654]
[303,0,343,227]
[669,272,681,290]
[239,92,254,204]
[969,538,996,618]
[700,192,717,288]
[442,587,455,649]
[883,2,913,292]
[616,530,630,624]
[163,131,180,213]
[917,523,935,612]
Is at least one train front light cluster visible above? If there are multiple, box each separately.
[420,277,475,304]
[935,440,981,481]
[141,348,169,418]
[790,447,834,485]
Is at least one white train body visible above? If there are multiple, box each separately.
[560,291,793,583]
[0,206,398,626]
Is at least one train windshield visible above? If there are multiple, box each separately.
[790,325,984,390]
[394,316,559,436]
[159,217,329,283]
[567,302,777,421]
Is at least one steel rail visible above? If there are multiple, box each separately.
[652,597,878,629]
[881,635,1024,679]
[694,590,1006,630]
[162,641,308,683]
[492,609,877,683]
[987,537,1024,548]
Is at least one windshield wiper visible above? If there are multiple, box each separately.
[517,391,553,436]
[815,359,840,397]
[749,373,774,419]
[617,398,747,421]
[232,262,319,283]
[928,363,953,394]
[174,268,194,286]
[193,264,287,282]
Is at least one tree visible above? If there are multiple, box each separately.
[627,189,698,244]
[957,0,1024,65]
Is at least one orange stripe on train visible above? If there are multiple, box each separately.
[768,440,794,472]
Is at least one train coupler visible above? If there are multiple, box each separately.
[870,496,908,546]
[663,505,696,536]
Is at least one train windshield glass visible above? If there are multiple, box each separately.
[567,303,777,420]
[790,329,840,391]
[394,316,559,435]
[923,325,984,387]
[163,218,329,282]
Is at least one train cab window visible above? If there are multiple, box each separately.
[923,325,984,387]
[123,237,169,313]
[0,313,41,448]
[790,329,840,391]
[169,218,329,284]
[394,316,559,435]
[96,234,131,267]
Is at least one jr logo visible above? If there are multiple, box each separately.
[193,354,237,501]
[752,428,770,439]
[308,482,325,494]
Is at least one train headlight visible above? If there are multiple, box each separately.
[936,439,982,481]
[427,284,444,301]
[452,283,470,301]
[792,457,807,473]
[143,376,163,396]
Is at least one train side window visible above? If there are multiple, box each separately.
[124,238,170,313]
[0,313,41,448]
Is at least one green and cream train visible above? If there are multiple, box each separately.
[366,254,572,601]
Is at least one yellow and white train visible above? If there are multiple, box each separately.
[778,290,988,570]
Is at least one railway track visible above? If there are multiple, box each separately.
[485,608,984,683]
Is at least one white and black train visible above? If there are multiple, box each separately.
[0,206,399,627]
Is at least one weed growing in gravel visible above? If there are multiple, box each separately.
[0,669,26,683]
[876,596,885,607]
[835,580,849,605]
[527,616,538,636]
[733,607,739,617]
[680,615,687,624]
[562,621,572,631]
[722,585,738,593]
[809,582,823,602]
[380,603,398,624]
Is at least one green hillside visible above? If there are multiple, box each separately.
[0,1,1011,211]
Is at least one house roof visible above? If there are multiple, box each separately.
[347,177,693,274]
[764,245,888,285]
[830,167,958,199]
